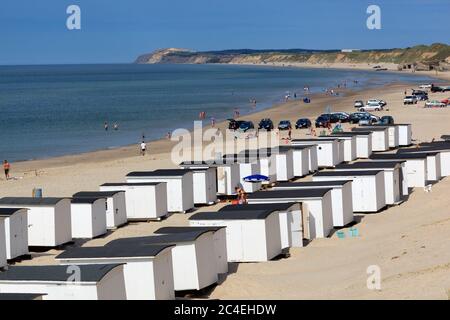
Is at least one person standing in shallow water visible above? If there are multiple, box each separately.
[3,160,10,180]
[104,121,109,131]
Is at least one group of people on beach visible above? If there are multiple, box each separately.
[104,121,119,131]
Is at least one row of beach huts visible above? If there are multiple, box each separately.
[0,123,450,300]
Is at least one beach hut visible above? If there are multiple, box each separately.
[291,139,342,168]
[73,191,127,229]
[246,189,333,239]
[237,150,277,185]
[396,124,413,146]
[70,198,107,239]
[272,181,354,227]
[178,164,217,205]
[320,135,357,162]
[154,226,228,274]
[0,208,29,260]
[334,161,405,204]
[126,170,194,213]
[0,264,127,300]
[0,218,6,268]
[222,155,262,193]
[189,210,282,262]
[216,162,241,196]
[363,124,400,149]
[352,127,389,152]
[0,198,72,248]
[278,146,311,177]
[219,202,304,248]
[332,132,373,159]
[271,148,295,181]
[398,145,450,177]
[99,183,168,220]
[56,244,175,300]
[313,171,386,213]
[107,231,218,292]
[369,153,432,187]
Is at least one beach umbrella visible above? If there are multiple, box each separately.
[243,174,269,183]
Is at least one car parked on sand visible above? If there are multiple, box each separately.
[354,100,364,108]
[315,115,331,128]
[228,119,246,131]
[379,115,394,125]
[359,114,378,126]
[441,98,450,106]
[295,118,312,129]
[331,112,350,123]
[350,112,379,124]
[238,121,255,132]
[425,100,447,108]
[367,99,387,107]
[403,96,418,105]
[258,118,274,131]
[359,102,384,112]
[278,120,292,130]
[419,84,432,90]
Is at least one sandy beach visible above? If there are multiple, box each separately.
[1,74,450,300]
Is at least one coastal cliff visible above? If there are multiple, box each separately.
[135,43,450,71]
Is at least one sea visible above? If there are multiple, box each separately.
[0,63,436,162]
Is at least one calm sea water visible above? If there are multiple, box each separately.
[0,64,434,161]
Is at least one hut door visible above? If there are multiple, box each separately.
[301,202,310,241]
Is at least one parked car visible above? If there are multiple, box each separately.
[412,89,428,96]
[431,85,450,93]
[238,121,255,132]
[258,118,274,131]
[367,99,387,107]
[419,84,432,90]
[359,114,377,126]
[228,119,246,131]
[380,115,394,125]
[331,112,350,122]
[415,93,429,101]
[360,102,384,112]
[441,98,450,105]
[278,120,292,130]
[295,118,312,129]
[354,100,364,108]
[425,100,446,108]
[350,112,379,124]
[403,96,418,105]
[315,115,331,128]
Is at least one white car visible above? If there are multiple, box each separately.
[419,84,432,89]
[425,100,446,108]
[403,96,418,105]
[367,99,387,106]
[360,102,384,112]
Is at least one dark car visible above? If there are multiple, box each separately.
[315,115,331,128]
[320,113,340,124]
[228,119,246,131]
[295,118,312,129]
[278,120,292,130]
[331,112,350,123]
[415,93,429,101]
[349,112,366,124]
[258,118,274,131]
[238,121,255,132]
[379,115,394,125]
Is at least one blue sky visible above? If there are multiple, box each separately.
[0,0,449,65]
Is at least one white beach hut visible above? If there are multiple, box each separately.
[271,148,295,181]
[278,146,310,177]
[313,171,386,213]
[215,162,241,196]
[396,124,413,146]
[364,124,400,149]
[398,145,450,177]
[126,170,194,213]
[0,264,127,300]
[272,180,354,227]
[369,153,431,187]
[352,127,389,152]
[0,198,72,248]
[291,139,342,168]
[219,202,304,248]
[107,231,218,292]
[0,208,29,260]
[222,155,262,193]
[334,161,405,204]
[238,150,277,185]
[320,135,357,162]
[154,226,228,275]
[189,210,282,263]
[73,191,127,229]
[99,183,168,220]
[0,218,6,269]
[247,188,333,239]
[178,163,218,205]
[333,132,373,159]
[70,198,107,239]
[56,244,175,300]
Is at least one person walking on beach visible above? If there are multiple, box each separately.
[3,160,10,180]
[140,141,147,156]
[288,127,292,140]
[211,117,216,128]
